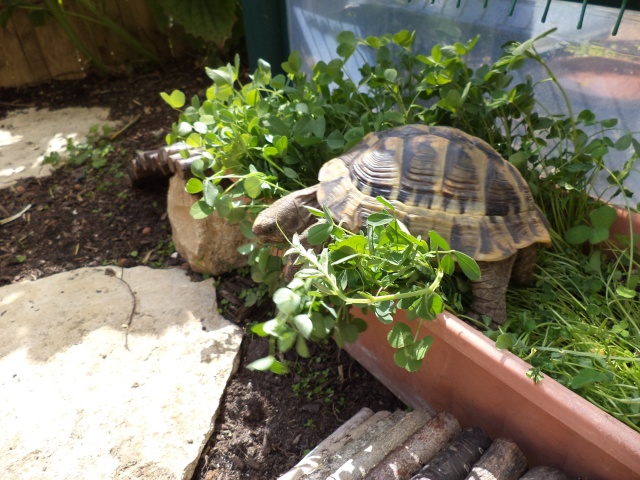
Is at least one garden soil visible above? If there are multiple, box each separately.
[0,58,404,479]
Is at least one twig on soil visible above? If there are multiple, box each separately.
[0,204,32,226]
[0,101,33,108]
[141,249,154,264]
[109,114,140,141]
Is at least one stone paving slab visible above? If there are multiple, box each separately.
[0,266,242,480]
[0,107,118,189]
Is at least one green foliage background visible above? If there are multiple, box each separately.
[0,0,240,72]
[162,29,640,431]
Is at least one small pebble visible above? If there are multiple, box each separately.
[141,227,152,235]
[118,258,129,267]
[15,185,25,195]
[74,184,82,191]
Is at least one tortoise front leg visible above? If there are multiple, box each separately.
[470,254,517,325]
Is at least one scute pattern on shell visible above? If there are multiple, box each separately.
[317,125,551,262]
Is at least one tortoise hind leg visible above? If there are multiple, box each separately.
[510,244,538,286]
[470,254,517,326]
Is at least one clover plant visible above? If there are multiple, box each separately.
[162,28,639,286]
[42,124,116,169]
[247,199,480,374]
[162,29,640,429]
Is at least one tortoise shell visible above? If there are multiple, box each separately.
[316,125,551,262]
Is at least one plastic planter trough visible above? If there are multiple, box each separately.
[344,308,640,480]
[344,207,640,479]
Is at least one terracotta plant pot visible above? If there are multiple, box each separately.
[610,205,640,250]
[344,308,640,480]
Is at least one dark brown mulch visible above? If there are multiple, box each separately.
[0,59,405,479]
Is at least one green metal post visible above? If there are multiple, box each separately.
[240,0,290,74]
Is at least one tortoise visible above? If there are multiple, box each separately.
[252,125,552,324]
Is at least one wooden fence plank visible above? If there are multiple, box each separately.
[0,0,188,87]
[102,0,136,65]
[113,0,188,60]
[11,11,51,82]
[0,15,32,87]
[32,12,89,81]
[116,0,160,54]
[0,11,51,87]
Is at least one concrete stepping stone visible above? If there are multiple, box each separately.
[0,107,118,189]
[0,266,242,479]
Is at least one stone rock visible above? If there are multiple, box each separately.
[0,266,243,480]
[167,173,248,275]
[0,107,119,189]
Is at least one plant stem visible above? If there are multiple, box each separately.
[358,269,445,305]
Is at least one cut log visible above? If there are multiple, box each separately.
[367,411,461,480]
[305,409,406,480]
[277,407,375,480]
[327,408,433,479]
[279,410,391,479]
[410,426,492,480]
[465,438,527,480]
[125,143,202,186]
[519,466,569,480]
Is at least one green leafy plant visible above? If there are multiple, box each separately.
[237,281,269,308]
[153,0,237,48]
[164,29,640,429]
[42,124,115,169]
[150,238,175,267]
[162,28,638,289]
[246,200,480,374]
[291,362,340,407]
[160,32,452,286]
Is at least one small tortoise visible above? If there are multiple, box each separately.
[253,125,551,324]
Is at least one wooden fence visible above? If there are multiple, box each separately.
[0,0,188,87]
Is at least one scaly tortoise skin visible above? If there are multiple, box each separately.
[252,125,552,324]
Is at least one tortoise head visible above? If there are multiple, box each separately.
[252,185,320,244]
